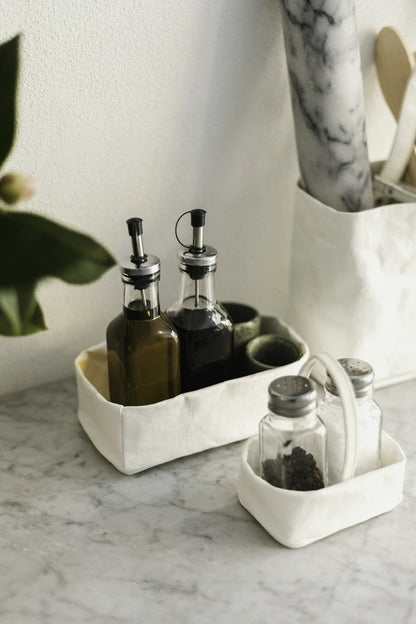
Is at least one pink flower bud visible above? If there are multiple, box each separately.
[0,173,37,204]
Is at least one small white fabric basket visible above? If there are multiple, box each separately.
[237,352,406,548]
[238,432,405,548]
[288,184,416,387]
[75,317,309,474]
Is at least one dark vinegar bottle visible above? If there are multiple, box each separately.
[106,218,180,406]
[166,210,233,392]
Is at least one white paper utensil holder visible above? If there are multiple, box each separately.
[238,432,405,549]
[288,183,416,387]
[75,317,309,474]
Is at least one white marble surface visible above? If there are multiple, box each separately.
[280,0,373,211]
[1,376,415,624]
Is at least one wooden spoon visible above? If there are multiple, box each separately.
[375,26,416,186]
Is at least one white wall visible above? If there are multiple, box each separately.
[1,0,415,395]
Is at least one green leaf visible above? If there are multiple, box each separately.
[0,210,116,287]
[0,284,46,336]
[0,35,19,169]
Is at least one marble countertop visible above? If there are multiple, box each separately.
[1,376,415,624]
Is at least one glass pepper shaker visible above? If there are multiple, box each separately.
[259,376,328,491]
[166,209,233,392]
[319,358,382,484]
[106,218,180,406]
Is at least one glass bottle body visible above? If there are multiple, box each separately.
[319,390,382,484]
[166,268,233,392]
[259,410,328,491]
[106,280,180,406]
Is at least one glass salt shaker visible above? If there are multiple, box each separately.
[259,376,328,491]
[319,358,382,485]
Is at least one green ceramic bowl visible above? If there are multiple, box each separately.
[222,302,260,349]
[222,302,260,376]
[245,334,301,374]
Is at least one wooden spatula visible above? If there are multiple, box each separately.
[375,26,416,186]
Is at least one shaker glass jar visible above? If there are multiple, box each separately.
[259,376,327,491]
[319,358,382,484]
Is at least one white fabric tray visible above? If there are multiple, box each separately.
[75,317,309,474]
[238,433,405,548]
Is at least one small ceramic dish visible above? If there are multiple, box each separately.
[245,334,301,374]
[222,302,261,376]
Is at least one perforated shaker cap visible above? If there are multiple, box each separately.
[268,375,317,418]
[326,358,374,398]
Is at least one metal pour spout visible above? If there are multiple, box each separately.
[190,210,206,307]
[127,217,147,265]
[190,209,206,254]
[126,217,149,316]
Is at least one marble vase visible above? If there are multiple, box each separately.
[280,0,373,212]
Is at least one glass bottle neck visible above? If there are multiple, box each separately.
[324,388,373,407]
[178,268,217,310]
[123,280,160,320]
[267,409,319,431]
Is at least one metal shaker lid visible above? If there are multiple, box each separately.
[326,358,374,398]
[268,375,318,418]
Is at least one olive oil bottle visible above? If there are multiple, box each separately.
[106,218,180,406]
[166,210,233,392]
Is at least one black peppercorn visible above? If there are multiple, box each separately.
[262,446,324,491]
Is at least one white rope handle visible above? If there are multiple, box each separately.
[300,352,358,482]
